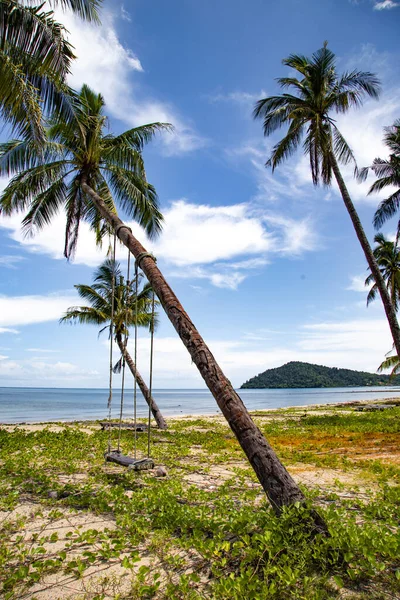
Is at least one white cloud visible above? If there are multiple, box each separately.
[263,214,318,255]
[169,265,247,290]
[0,255,25,268]
[121,316,394,388]
[153,200,272,266]
[0,210,145,267]
[0,293,78,327]
[0,327,19,334]
[0,199,318,287]
[57,9,206,155]
[347,274,368,292]
[373,0,399,9]
[0,356,99,383]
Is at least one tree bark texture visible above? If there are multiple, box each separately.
[116,333,168,430]
[330,153,400,358]
[82,181,328,532]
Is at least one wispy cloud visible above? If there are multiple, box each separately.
[0,255,25,269]
[373,0,399,9]
[26,348,60,354]
[347,275,368,292]
[0,327,19,334]
[0,293,78,327]
[207,90,267,105]
[120,4,132,21]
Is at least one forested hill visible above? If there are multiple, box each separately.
[240,361,400,389]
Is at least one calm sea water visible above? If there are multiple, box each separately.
[1,386,400,424]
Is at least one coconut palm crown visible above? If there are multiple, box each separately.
[365,233,400,311]
[253,43,380,184]
[60,258,157,339]
[359,119,400,232]
[0,0,101,143]
[0,84,169,258]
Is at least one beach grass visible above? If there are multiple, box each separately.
[0,401,399,599]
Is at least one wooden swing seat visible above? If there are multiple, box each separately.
[105,450,154,470]
[100,421,147,432]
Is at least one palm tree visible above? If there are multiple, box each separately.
[0,86,327,529]
[358,119,400,234]
[253,44,400,361]
[61,259,167,429]
[365,233,400,310]
[365,232,400,380]
[0,0,101,143]
[0,84,166,258]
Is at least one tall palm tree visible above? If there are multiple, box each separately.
[0,86,327,529]
[0,0,101,143]
[61,259,167,429]
[358,119,400,234]
[365,233,400,310]
[253,44,400,360]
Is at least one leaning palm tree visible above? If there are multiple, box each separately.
[358,119,400,235]
[365,233,400,310]
[61,259,167,429]
[253,44,400,360]
[0,0,101,143]
[0,85,327,528]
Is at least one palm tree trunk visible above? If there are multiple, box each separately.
[330,153,400,358]
[115,332,168,430]
[82,180,328,532]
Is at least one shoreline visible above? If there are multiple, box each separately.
[2,396,399,428]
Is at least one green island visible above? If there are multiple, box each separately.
[1,400,400,599]
[241,361,400,389]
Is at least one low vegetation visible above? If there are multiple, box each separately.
[241,361,400,389]
[0,401,399,599]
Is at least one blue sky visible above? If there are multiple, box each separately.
[1,0,400,388]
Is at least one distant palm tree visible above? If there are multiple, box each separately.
[61,259,167,429]
[254,44,400,360]
[0,0,101,143]
[365,233,400,310]
[0,85,326,524]
[359,119,400,234]
[378,351,400,378]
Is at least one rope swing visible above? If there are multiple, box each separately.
[104,235,155,470]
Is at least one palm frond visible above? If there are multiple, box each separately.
[331,123,356,166]
[373,191,400,229]
[48,0,102,23]
[106,123,173,152]
[266,120,304,170]
[0,161,69,215]
[106,167,163,239]
[60,306,107,325]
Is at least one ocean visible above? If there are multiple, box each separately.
[1,385,400,424]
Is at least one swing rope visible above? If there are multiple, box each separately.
[117,247,131,452]
[106,240,155,466]
[147,288,156,457]
[133,258,139,460]
[107,232,117,453]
